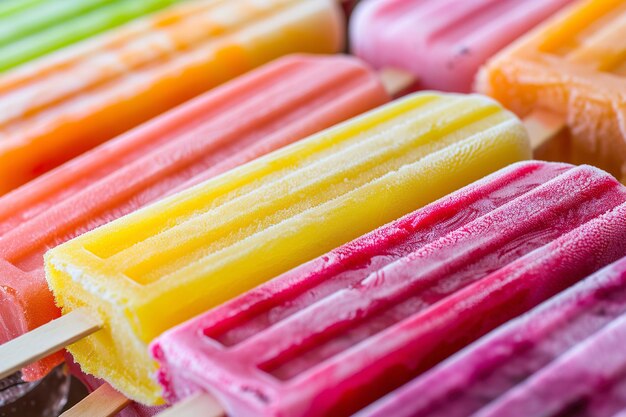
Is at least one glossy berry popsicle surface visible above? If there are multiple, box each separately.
[152,161,626,416]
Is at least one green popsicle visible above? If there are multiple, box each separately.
[0,0,182,72]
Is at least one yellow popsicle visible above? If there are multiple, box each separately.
[45,92,531,405]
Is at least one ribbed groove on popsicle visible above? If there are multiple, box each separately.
[0,0,295,128]
[538,0,626,57]
[3,59,374,273]
[0,0,328,137]
[204,162,572,347]
[565,11,626,73]
[233,167,626,379]
[425,0,521,44]
[455,0,572,56]
[102,101,503,282]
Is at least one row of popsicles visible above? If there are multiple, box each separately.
[0,0,623,415]
[2,0,625,197]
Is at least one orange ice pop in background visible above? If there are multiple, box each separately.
[478,0,626,180]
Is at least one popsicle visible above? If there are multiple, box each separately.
[355,254,626,417]
[151,161,626,417]
[42,91,530,405]
[0,0,343,194]
[0,0,182,73]
[479,314,626,417]
[478,0,626,181]
[350,0,574,93]
[0,53,389,383]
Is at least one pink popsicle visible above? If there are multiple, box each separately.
[0,54,388,381]
[356,255,626,417]
[350,0,574,93]
[152,161,626,417]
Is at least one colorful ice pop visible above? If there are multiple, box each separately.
[0,0,183,73]
[478,0,626,181]
[478,315,626,417]
[152,161,626,417]
[44,91,530,405]
[0,0,343,194]
[356,255,626,417]
[350,0,574,93]
[0,53,388,382]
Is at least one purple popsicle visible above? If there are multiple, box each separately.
[357,256,626,417]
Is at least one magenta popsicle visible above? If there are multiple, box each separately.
[350,0,574,92]
[356,256,626,417]
[152,161,626,417]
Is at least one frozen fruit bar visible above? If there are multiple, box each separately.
[0,0,343,194]
[351,0,573,93]
[152,161,626,417]
[0,54,388,381]
[0,0,182,73]
[479,314,626,417]
[46,92,530,404]
[478,0,626,180]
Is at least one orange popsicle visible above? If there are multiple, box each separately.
[478,0,626,180]
[0,53,387,381]
[0,0,343,194]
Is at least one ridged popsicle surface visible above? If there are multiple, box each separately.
[47,92,530,404]
[153,161,626,416]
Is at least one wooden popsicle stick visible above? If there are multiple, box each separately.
[157,393,226,417]
[0,308,101,379]
[379,68,416,96]
[61,383,130,417]
[523,108,567,151]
